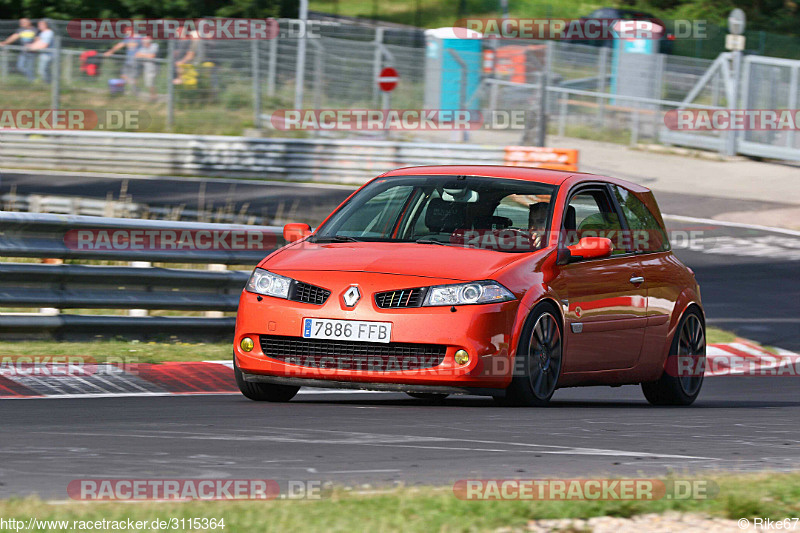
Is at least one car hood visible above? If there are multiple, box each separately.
[262,241,531,282]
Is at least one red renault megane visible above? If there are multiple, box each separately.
[234,166,705,406]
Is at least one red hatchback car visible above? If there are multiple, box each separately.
[234,166,705,406]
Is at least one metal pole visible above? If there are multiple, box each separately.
[252,40,261,129]
[372,27,385,106]
[294,0,309,109]
[167,40,175,130]
[725,50,742,156]
[50,34,61,110]
[267,30,278,97]
[558,97,567,137]
[535,41,552,147]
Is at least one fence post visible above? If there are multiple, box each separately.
[787,66,798,149]
[1,46,8,79]
[294,0,309,109]
[312,40,324,110]
[50,34,61,110]
[267,30,278,97]
[63,50,72,86]
[128,261,151,317]
[558,97,567,137]
[205,264,227,318]
[447,48,468,142]
[252,40,261,129]
[372,27,385,106]
[535,41,553,147]
[167,40,175,130]
[724,49,742,156]
[630,107,640,146]
[597,46,609,126]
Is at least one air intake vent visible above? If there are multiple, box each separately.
[374,288,426,308]
[289,281,330,305]
[259,335,446,371]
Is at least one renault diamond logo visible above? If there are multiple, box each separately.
[342,286,361,307]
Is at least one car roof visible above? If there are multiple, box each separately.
[379,165,652,193]
[381,165,573,185]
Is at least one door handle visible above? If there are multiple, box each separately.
[629,276,645,285]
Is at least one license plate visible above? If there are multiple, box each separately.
[302,318,391,343]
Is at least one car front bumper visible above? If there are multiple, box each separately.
[234,271,520,389]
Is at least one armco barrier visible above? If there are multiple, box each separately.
[0,131,579,183]
[0,212,283,338]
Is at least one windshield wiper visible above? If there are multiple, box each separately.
[414,238,449,246]
[312,235,361,243]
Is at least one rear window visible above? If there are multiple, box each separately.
[611,185,670,252]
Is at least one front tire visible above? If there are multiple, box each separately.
[642,308,705,406]
[234,356,299,402]
[497,302,563,407]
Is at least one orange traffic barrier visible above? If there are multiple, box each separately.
[504,146,579,172]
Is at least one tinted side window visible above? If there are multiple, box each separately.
[611,185,670,252]
[564,189,626,255]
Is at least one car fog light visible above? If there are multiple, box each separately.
[454,349,470,365]
[240,337,255,352]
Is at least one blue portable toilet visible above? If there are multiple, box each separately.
[424,27,483,110]
[610,20,664,104]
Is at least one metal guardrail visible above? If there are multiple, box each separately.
[0,212,283,338]
[0,131,509,184]
[0,211,282,263]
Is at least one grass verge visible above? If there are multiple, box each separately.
[3,472,800,532]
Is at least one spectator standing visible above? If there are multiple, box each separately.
[173,28,203,85]
[135,35,159,101]
[104,28,142,91]
[0,18,37,81]
[27,20,54,83]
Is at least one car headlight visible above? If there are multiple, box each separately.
[423,281,515,306]
[245,268,293,299]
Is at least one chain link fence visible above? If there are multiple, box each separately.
[2,17,798,159]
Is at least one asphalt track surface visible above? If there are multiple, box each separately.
[1,170,799,498]
[2,377,800,499]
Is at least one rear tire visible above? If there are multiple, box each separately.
[498,302,563,407]
[234,356,299,402]
[642,308,705,406]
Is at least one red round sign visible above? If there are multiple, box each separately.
[378,67,399,92]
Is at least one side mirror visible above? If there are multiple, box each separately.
[565,237,613,262]
[283,223,311,243]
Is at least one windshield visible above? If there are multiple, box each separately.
[313,175,557,253]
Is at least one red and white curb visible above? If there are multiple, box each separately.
[0,342,796,399]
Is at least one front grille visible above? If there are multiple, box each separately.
[259,335,446,371]
[289,281,331,305]
[374,288,427,308]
